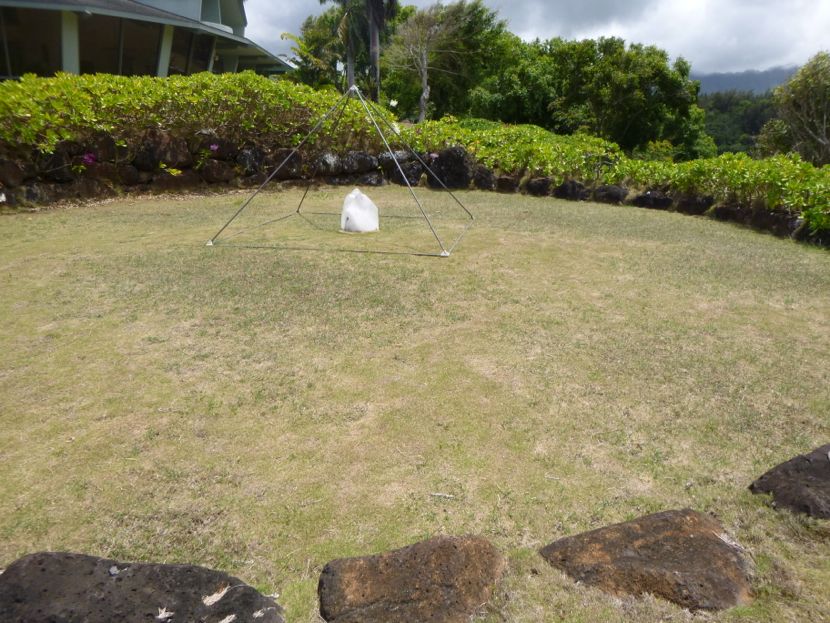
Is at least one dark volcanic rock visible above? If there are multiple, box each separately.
[236,145,266,176]
[200,159,236,183]
[495,175,519,193]
[0,552,284,623]
[86,131,118,162]
[378,150,414,176]
[593,184,628,205]
[525,177,552,196]
[426,146,473,189]
[134,130,192,171]
[266,148,303,180]
[318,535,505,623]
[40,151,75,183]
[152,169,202,191]
[314,152,343,176]
[192,134,237,161]
[553,180,590,201]
[539,509,752,611]
[389,160,424,186]
[472,164,496,191]
[327,171,386,187]
[749,443,830,518]
[632,189,674,210]
[675,194,714,215]
[0,159,25,187]
[341,151,379,174]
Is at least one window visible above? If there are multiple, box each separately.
[168,29,214,75]
[1,8,61,77]
[121,20,162,76]
[79,15,120,74]
[80,16,161,76]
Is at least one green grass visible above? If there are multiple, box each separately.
[1,187,829,622]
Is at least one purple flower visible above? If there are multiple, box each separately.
[209,143,220,153]
[82,152,96,165]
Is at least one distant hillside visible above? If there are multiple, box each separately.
[693,66,798,94]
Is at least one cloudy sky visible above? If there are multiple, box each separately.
[244,0,829,74]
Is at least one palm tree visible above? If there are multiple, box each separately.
[320,0,363,90]
[366,0,398,100]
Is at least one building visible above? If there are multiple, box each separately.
[0,0,292,79]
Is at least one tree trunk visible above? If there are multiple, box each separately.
[367,0,380,101]
[418,52,430,123]
[346,38,355,89]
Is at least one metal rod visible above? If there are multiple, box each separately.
[207,87,356,244]
[351,86,447,255]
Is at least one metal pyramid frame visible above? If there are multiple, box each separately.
[206,85,474,257]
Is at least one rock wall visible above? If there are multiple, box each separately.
[0,137,825,246]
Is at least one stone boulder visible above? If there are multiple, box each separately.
[675,194,714,215]
[593,184,628,205]
[152,169,202,191]
[133,130,192,171]
[318,535,505,623]
[315,152,343,177]
[341,151,379,174]
[426,146,473,189]
[472,164,496,191]
[553,180,590,201]
[632,190,674,210]
[378,150,414,176]
[200,159,236,184]
[525,177,552,196]
[496,175,519,193]
[0,551,284,623]
[749,443,830,518]
[0,159,26,187]
[236,145,266,176]
[266,148,303,180]
[539,509,752,611]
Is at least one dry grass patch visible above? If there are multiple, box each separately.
[1,187,829,622]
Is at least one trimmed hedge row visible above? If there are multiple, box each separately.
[0,72,828,237]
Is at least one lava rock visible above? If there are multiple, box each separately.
[593,184,628,205]
[472,164,496,191]
[426,146,473,189]
[539,509,752,611]
[40,151,75,183]
[152,169,202,191]
[134,130,192,171]
[675,194,714,215]
[553,180,590,201]
[0,159,26,187]
[266,148,303,180]
[318,535,505,623]
[749,443,830,518]
[314,152,343,176]
[341,151,379,174]
[0,551,284,623]
[86,131,118,163]
[496,175,519,193]
[632,189,674,210]
[236,145,266,176]
[200,159,236,184]
[389,160,424,186]
[378,150,414,176]
[191,133,238,161]
[84,161,122,185]
[525,177,552,196]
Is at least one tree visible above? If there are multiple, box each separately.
[698,90,776,154]
[469,36,715,158]
[285,2,369,92]
[772,51,830,165]
[383,0,506,120]
[366,0,399,101]
[383,4,460,121]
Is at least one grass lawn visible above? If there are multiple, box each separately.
[1,186,828,622]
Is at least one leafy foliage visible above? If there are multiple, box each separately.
[769,51,830,166]
[0,72,388,153]
[467,36,715,159]
[698,90,776,154]
[0,72,827,235]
